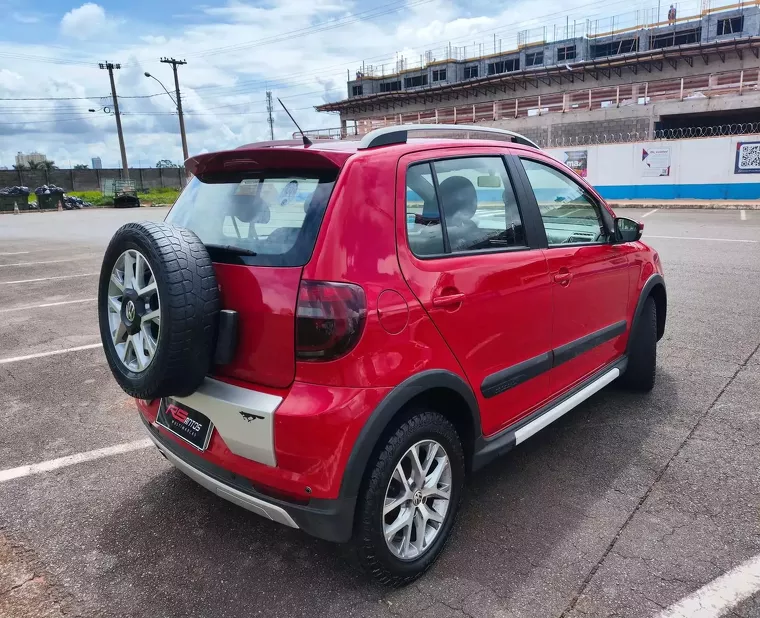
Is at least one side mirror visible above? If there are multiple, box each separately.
[614,217,643,243]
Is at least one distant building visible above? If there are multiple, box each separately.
[316,4,760,148]
[15,152,46,167]
[91,157,102,169]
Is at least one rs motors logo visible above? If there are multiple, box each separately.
[169,406,202,433]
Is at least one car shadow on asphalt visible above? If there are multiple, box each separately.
[94,370,677,617]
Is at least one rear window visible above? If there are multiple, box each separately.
[166,171,337,267]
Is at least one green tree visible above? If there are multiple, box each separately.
[27,161,43,170]
[41,159,58,171]
[73,164,89,169]
[156,159,178,168]
[12,163,28,171]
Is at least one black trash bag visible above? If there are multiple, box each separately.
[0,186,31,196]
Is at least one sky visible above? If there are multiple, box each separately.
[0,0,654,169]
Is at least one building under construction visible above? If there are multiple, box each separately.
[315,1,760,146]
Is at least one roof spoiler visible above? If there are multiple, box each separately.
[358,124,540,150]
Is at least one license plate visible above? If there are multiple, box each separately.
[156,399,214,451]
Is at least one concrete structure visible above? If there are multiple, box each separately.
[15,152,47,168]
[91,157,103,170]
[315,3,760,146]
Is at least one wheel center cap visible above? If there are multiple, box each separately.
[412,490,423,506]
[120,288,144,336]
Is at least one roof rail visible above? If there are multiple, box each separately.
[358,124,540,150]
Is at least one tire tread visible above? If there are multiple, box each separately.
[354,410,464,587]
[98,221,220,399]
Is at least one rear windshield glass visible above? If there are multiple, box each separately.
[166,171,337,267]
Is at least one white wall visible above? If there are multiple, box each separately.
[545,135,760,200]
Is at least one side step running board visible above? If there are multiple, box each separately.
[472,360,625,471]
[514,367,620,444]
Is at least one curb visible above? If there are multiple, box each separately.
[610,202,760,210]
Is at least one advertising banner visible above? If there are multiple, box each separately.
[562,150,588,177]
[641,147,671,177]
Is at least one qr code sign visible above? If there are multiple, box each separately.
[735,142,760,174]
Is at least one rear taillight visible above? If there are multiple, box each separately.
[295,280,366,361]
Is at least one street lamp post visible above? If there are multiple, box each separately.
[145,70,189,165]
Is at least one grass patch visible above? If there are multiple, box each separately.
[67,187,181,207]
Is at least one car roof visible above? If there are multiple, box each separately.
[186,138,541,175]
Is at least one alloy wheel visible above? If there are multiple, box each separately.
[106,249,161,373]
[383,439,452,561]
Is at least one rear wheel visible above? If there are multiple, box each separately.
[354,410,465,586]
[621,296,657,392]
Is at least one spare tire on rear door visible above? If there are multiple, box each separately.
[97,221,220,399]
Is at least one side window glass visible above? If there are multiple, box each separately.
[433,156,526,253]
[520,158,607,246]
[405,162,445,256]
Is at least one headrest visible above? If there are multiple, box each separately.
[439,176,477,222]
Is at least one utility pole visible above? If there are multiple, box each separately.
[266,91,275,140]
[99,61,129,179]
[161,58,189,163]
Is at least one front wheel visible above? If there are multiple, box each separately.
[353,410,465,586]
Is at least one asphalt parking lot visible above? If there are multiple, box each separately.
[1,207,759,618]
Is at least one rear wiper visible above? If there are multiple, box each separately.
[205,243,258,256]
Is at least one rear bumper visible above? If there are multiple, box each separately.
[142,416,355,543]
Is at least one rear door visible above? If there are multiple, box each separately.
[513,155,630,396]
[166,168,338,388]
[396,148,554,437]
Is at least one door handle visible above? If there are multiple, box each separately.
[553,271,573,286]
[432,293,466,307]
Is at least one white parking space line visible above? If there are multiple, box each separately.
[647,235,758,243]
[641,209,659,217]
[0,343,102,365]
[0,251,30,256]
[0,257,94,268]
[0,272,98,285]
[657,553,760,618]
[741,209,747,221]
[0,298,96,313]
[0,439,153,484]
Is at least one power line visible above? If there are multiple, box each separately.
[183,0,638,98]
[0,93,165,101]
[179,0,435,59]
[0,116,94,126]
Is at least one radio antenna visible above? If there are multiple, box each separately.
[277,98,312,147]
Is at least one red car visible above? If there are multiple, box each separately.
[97,125,666,586]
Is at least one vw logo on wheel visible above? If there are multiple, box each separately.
[125,300,136,322]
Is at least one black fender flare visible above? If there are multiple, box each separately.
[339,370,481,504]
[628,273,666,353]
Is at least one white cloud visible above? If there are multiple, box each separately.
[60,3,107,40]
[2,0,596,168]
